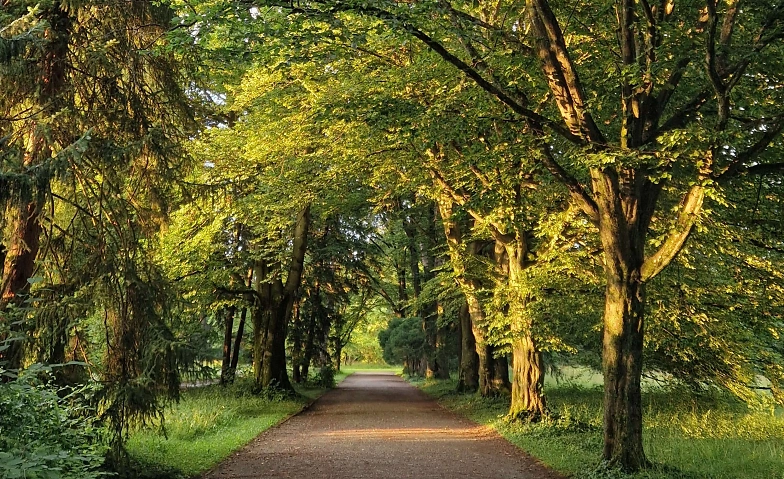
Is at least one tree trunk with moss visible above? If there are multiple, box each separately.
[509,334,546,420]
[499,232,547,420]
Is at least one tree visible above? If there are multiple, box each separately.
[379,316,427,374]
[0,5,205,468]
[241,0,784,469]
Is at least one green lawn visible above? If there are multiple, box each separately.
[410,376,784,479]
[126,372,348,478]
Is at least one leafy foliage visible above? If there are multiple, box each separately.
[378,317,427,369]
[0,366,108,479]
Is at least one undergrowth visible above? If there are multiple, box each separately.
[410,377,784,479]
[0,366,109,479]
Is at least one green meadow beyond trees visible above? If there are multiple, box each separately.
[1,1,783,478]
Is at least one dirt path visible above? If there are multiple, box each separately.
[204,372,564,479]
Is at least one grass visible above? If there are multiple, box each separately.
[409,375,784,479]
[126,371,349,478]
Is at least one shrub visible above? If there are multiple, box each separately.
[0,365,109,479]
[313,364,336,388]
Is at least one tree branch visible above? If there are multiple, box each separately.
[538,145,600,223]
[284,204,311,294]
[527,0,606,143]
[640,185,705,281]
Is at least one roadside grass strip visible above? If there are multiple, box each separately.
[410,376,784,479]
[127,372,348,478]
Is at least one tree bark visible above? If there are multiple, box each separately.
[592,171,651,470]
[0,2,72,373]
[302,309,316,381]
[509,334,546,420]
[437,198,508,395]
[600,239,647,470]
[229,307,247,375]
[500,233,547,420]
[490,350,511,393]
[474,323,510,396]
[434,322,451,379]
[220,306,236,385]
[334,343,342,373]
[456,301,479,392]
[0,202,42,371]
[252,205,310,392]
[291,299,303,383]
[260,303,292,390]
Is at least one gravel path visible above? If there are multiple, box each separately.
[203,372,564,479]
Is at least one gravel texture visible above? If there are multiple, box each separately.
[203,372,564,479]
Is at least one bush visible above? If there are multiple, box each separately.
[0,365,109,479]
[313,364,336,388]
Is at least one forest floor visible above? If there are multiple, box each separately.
[202,372,563,479]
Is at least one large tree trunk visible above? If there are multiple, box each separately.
[0,202,43,371]
[252,296,270,388]
[251,205,310,392]
[456,301,479,392]
[0,3,72,373]
[601,254,647,469]
[438,199,508,395]
[509,334,546,420]
[501,234,547,420]
[473,321,510,396]
[260,303,292,391]
[490,350,511,393]
[593,173,651,471]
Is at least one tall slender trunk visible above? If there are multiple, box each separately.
[334,343,342,373]
[229,307,247,375]
[291,299,303,383]
[302,310,316,381]
[456,301,479,392]
[220,306,236,385]
[434,322,450,379]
